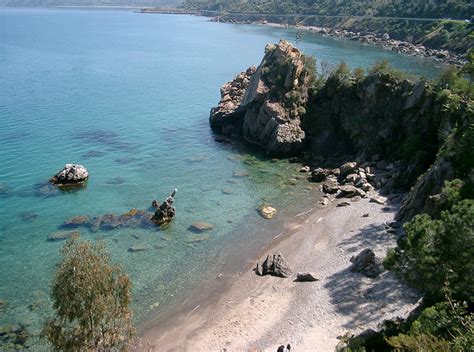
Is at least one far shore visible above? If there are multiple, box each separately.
[137,189,420,351]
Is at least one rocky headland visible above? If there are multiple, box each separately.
[211,40,472,223]
[210,40,311,155]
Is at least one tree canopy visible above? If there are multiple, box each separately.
[43,237,134,351]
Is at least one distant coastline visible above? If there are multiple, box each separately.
[138,7,469,67]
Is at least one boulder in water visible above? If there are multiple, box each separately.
[259,205,277,219]
[151,189,177,226]
[50,164,89,187]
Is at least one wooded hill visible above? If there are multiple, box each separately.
[185,0,473,20]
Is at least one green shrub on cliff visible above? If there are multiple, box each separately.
[43,237,134,351]
[387,297,474,351]
[385,197,474,301]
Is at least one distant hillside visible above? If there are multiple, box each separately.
[185,0,474,20]
[0,0,182,6]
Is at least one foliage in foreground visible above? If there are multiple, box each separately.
[43,236,134,351]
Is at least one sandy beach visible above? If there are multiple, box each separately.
[138,191,421,351]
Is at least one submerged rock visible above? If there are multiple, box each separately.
[128,244,150,252]
[258,253,292,278]
[188,222,214,233]
[47,230,80,242]
[0,324,29,348]
[50,164,89,187]
[0,299,6,314]
[0,183,10,197]
[62,216,91,228]
[233,171,250,178]
[19,212,38,222]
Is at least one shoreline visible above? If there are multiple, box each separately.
[210,19,466,67]
[138,189,421,351]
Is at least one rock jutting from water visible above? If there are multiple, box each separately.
[151,189,177,227]
[50,164,89,188]
[258,204,277,219]
[210,40,310,156]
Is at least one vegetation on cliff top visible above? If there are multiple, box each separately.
[185,0,473,20]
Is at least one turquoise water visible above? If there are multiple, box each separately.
[0,8,444,348]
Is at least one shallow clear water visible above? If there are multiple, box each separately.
[0,8,444,348]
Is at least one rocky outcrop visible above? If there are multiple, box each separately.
[396,157,455,223]
[304,72,448,189]
[151,189,177,227]
[50,164,89,187]
[209,66,256,134]
[210,40,311,155]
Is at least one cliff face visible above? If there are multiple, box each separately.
[210,40,310,155]
[304,73,449,189]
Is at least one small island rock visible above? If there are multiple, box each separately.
[50,164,89,187]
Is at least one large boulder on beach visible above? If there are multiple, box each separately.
[350,249,383,278]
[296,272,319,282]
[50,164,89,187]
[257,253,292,278]
[210,40,311,156]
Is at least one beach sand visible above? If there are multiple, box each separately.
[138,193,420,351]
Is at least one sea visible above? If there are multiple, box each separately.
[0,7,445,349]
